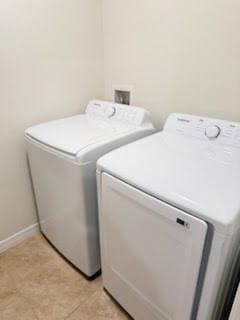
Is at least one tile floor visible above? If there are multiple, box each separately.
[0,235,131,320]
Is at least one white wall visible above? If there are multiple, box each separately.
[102,0,240,128]
[0,0,103,240]
[2,0,240,242]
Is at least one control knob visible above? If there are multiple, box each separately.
[205,125,221,139]
[105,106,116,118]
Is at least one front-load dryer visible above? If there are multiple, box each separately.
[97,113,240,319]
[25,100,155,277]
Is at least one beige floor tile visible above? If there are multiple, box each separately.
[17,264,100,320]
[0,235,129,320]
[0,235,59,282]
[66,287,131,320]
[0,294,37,320]
[0,265,18,310]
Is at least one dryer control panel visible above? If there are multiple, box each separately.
[164,113,240,147]
[86,100,151,127]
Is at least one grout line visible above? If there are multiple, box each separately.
[32,307,40,320]
[63,303,82,320]
[64,287,99,320]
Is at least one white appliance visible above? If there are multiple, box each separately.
[25,100,154,277]
[97,113,240,319]
[229,283,240,320]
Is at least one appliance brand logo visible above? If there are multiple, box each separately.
[177,118,190,123]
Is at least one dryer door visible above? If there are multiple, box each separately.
[99,173,208,320]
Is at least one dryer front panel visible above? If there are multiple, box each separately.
[99,173,208,320]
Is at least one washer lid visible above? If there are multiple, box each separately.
[97,131,240,234]
[25,114,130,156]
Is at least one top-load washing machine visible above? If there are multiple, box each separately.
[97,113,240,320]
[25,100,155,277]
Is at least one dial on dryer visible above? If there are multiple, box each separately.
[205,126,221,139]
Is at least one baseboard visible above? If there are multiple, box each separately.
[0,223,40,254]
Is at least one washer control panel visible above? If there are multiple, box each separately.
[86,100,149,126]
[164,113,240,147]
